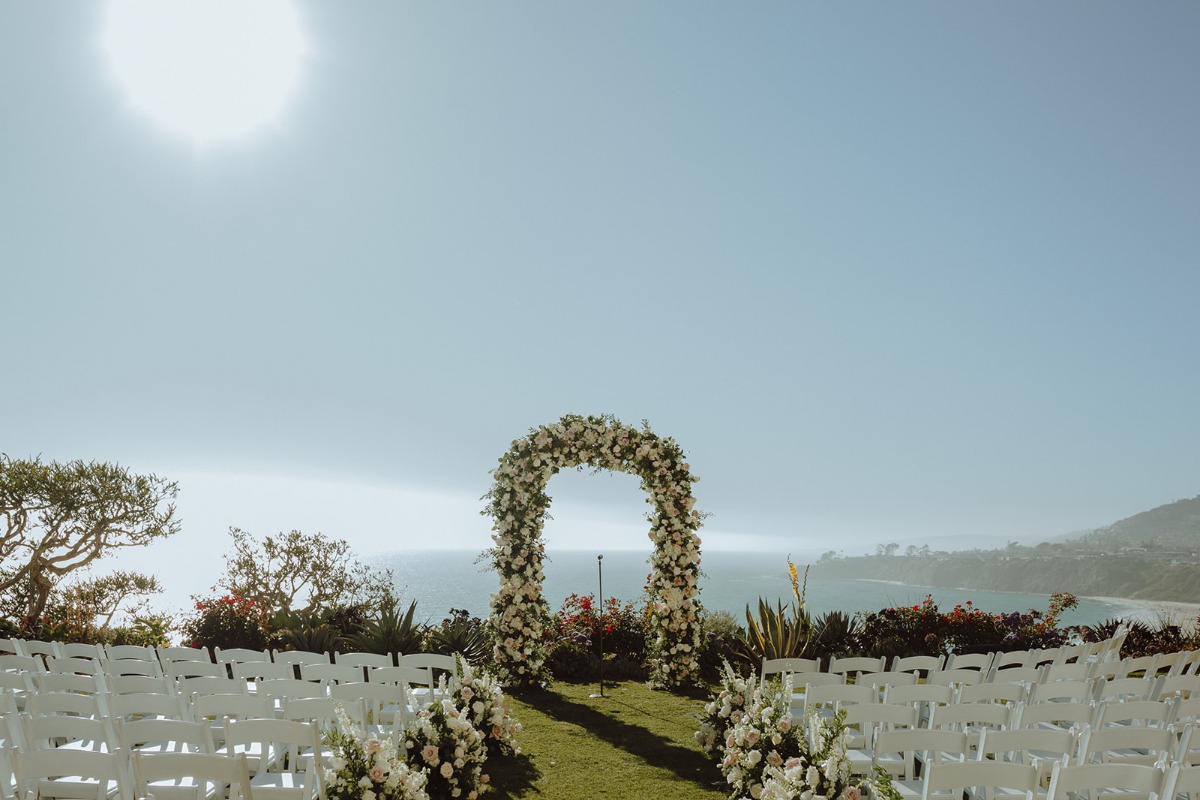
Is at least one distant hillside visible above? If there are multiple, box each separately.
[1075,495,1200,551]
[812,493,1200,605]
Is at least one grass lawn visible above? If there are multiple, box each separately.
[486,679,728,799]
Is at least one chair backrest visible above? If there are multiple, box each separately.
[108,691,187,722]
[329,681,408,727]
[860,671,919,691]
[1052,641,1097,666]
[369,665,434,690]
[0,654,45,674]
[1093,697,1178,729]
[104,657,166,679]
[232,660,295,681]
[0,638,28,657]
[977,726,1075,785]
[255,677,328,703]
[25,690,106,718]
[108,673,175,696]
[20,640,61,659]
[35,671,106,696]
[167,660,228,680]
[874,729,970,779]
[1028,679,1095,705]
[300,662,364,684]
[761,657,821,682]
[988,667,1042,688]
[1076,725,1175,766]
[272,649,330,667]
[21,714,117,752]
[118,717,215,754]
[804,683,876,715]
[157,646,212,664]
[928,701,1011,733]
[892,654,946,676]
[1041,662,1097,684]
[1011,700,1097,732]
[921,758,1038,800]
[841,702,919,749]
[828,655,887,677]
[132,750,253,800]
[1122,654,1160,678]
[58,642,108,661]
[883,683,955,719]
[928,668,985,688]
[214,647,271,666]
[993,650,1039,670]
[44,655,102,676]
[107,644,159,662]
[191,692,274,724]
[333,651,394,669]
[397,652,458,674]
[1044,760,1165,800]
[176,675,249,700]
[957,681,1027,707]
[12,748,124,800]
[947,652,995,673]
[223,717,317,776]
[1094,676,1162,704]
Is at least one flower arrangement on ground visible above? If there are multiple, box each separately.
[404,694,490,800]
[696,660,757,758]
[699,663,892,800]
[448,658,522,756]
[483,413,704,688]
[324,705,430,800]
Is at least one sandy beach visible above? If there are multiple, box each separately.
[1084,596,1200,628]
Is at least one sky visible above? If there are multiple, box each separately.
[2,2,1199,607]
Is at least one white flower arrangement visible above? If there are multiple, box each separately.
[448,658,522,756]
[403,692,491,800]
[702,669,876,800]
[324,705,430,800]
[483,413,704,688]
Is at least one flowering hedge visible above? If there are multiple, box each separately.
[483,414,704,688]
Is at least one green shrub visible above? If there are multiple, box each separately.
[343,595,424,659]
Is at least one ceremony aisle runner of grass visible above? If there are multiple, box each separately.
[488,680,727,800]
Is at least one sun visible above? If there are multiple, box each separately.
[101,0,305,144]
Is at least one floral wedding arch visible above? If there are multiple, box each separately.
[483,414,704,688]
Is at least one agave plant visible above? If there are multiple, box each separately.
[737,597,813,661]
[271,608,343,655]
[344,595,425,660]
[735,557,814,661]
[810,610,862,659]
[426,609,490,664]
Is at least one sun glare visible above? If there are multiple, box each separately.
[101,0,305,144]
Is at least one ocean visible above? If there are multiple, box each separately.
[379,548,1146,628]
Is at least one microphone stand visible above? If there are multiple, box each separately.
[589,554,610,699]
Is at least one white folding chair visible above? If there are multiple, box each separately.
[828,655,887,680]
[1044,760,1165,800]
[118,717,216,755]
[873,729,970,798]
[332,652,392,670]
[1012,700,1097,734]
[131,750,253,800]
[11,748,125,800]
[922,758,1038,800]
[1076,725,1175,767]
[977,726,1075,796]
[224,718,325,799]
[299,663,362,685]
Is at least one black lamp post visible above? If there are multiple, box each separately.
[589,554,610,699]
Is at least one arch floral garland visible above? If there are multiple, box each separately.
[483,414,704,688]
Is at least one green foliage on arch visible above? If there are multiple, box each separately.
[483,414,704,688]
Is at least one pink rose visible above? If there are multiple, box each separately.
[421,745,440,765]
[844,787,862,800]
[364,739,383,755]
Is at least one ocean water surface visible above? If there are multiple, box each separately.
[380,549,1143,628]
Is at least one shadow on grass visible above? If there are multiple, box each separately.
[485,751,541,800]
[518,686,715,791]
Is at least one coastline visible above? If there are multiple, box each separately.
[1083,595,1200,628]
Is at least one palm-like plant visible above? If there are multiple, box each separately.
[736,558,814,661]
[344,595,425,660]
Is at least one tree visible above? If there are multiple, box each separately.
[216,527,395,615]
[0,455,179,627]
